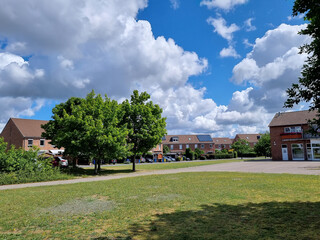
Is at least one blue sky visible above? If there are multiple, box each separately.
[0,0,309,137]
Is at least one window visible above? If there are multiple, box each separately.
[195,144,198,148]
[186,144,189,148]
[40,139,45,147]
[179,144,182,150]
[292,144,304,160]
[257,136,261,140]
[28,139,33,147]
[170,145,173,150]
[171,137,179,142]
[307,143,320,160]
[284,126,302,133]
[188,138,191,141]
[159,145,161,150]
[209,144,213,148]
[201,144,204,149]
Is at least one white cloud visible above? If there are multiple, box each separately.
[243,38,254,48]
[170,0,180,9]
[200,0,248,11]
[220,46,240,58]
[207,17,240,41]
[288,13,304,21]
[231,24,311,114]
[244,18,256,32]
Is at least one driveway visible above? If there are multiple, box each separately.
[1,160,320,190]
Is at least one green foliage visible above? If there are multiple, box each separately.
[254,133,271,157]
[163,145,170,154]
[121,90,167,171]
[233,151,238,158]
[42,91,130,173]
[285,0,320,127]
[194,148,204,159]
[214,153,234,159]
[231,139,251,159]
[185,148,195,160]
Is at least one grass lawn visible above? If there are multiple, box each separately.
[74,159,243,176]
[1,172,320,239]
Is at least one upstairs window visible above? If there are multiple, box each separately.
[195,144,198,148]
[171,137,179,142]
[284,126,302,133]
[40,139,45,147]
[28,139,33,147]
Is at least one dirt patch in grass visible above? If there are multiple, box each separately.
[39,196,116,216]
[146,194,183,202]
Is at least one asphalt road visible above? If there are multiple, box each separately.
[1,160,320,190]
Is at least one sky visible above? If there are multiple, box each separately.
[0,0,310,137]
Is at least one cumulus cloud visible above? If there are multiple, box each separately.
[220,46,240,58]
[231,24,311,114]
[200,0,248,11]
[170,0,180,9]
[207,16,240,42]
[244,18,256,32]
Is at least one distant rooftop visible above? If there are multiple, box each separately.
[269,110,318,127]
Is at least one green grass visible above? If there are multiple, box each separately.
[1,172,320,239]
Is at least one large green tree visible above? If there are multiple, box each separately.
[254,133,271,158]
[231,139,251,159]
[42,91,130,174]
[285,0,320,127]
[121,90,167,171]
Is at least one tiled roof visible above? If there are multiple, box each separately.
[11,118,48,138]
[234,134,261,143]
[269,110,318,127]
[162,135,213,144]
[212,138,233,144]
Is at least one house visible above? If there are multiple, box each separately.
[0,118,63,155]
[162,135,214,156]
[212,138,233,151]
[233,134,261,148]
[151,143,163,160]
[269,110,319,161]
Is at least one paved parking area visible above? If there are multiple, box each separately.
[182,160,320,175]
[1,160,320,190]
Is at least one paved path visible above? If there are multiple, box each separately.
[1,161,320,190]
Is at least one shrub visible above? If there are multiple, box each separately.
[241,152,257,158]
[206,154,215,160]
[214,153,234,159]
[200,155,207,160]
[233,151,238,158]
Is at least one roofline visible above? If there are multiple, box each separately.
[9,118,25,138]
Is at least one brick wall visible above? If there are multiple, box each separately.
[0,119,24,149]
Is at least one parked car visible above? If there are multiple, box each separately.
[146,158,153,163]
[53,156,68,168]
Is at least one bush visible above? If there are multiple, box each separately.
[233,151,238,158]
[200,155,207,160]
[241,152,257,158]
[214,153,234,159]
[176,156,182,161]
[206,154,215,160]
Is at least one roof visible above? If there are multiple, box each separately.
[10,118,49,138]
[212,138,233,144]
[234,134,261,143]
[162,135,213,144]
[268,110,318,127]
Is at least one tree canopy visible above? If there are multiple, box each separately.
[285,0,320,127]
[121,90,167,171]
[42,91,130,174]
[231,139,251,159]
[254,133,271,158]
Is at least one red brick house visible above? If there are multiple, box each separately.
[162,135,214,156]
[269,110,319,161]
[0,118,63,155]
[233,134,261,148]
[212,138,233,151]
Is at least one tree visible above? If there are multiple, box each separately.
[285,0,320,128]
[163,145,170,154]
[121,90,167,171]
[254,133,271,158]
[231,139,251,159]
[42,91,130,174]
[194,148,204,159]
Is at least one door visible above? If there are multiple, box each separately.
[282,145,288,160]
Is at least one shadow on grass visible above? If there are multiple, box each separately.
[62,167,133,177]
[126,202,320,240]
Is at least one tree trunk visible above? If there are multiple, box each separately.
[132,155,136,172]
[98,159,101,171]
[72,156,77,169]
[94,159,98,175]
